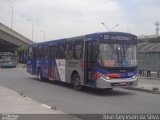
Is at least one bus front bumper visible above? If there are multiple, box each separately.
[96,77,138,89]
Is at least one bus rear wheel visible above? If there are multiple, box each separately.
[72,74,82,91]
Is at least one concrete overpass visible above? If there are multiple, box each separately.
[0,23,33,52]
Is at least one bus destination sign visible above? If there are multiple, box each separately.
[103,34,136,41]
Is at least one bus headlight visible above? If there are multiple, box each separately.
[101,74,110,80]
[105,76,110,80]
[132,75,138,79]
[95,72,110,80]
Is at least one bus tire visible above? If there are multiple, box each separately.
[38,69,43,81]
[72,74,82,91]
[105,88,113,91]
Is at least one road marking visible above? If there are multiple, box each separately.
[41,104,51,109]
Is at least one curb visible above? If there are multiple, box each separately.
[125,87,160,95]
[17,64,26,68]
[139,76,160,80]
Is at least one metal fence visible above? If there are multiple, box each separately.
[138,42,160,71]
[138,52,160,71]
[137,41,160,76]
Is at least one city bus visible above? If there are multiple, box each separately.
[27,32,138,90]
[0,52,17,68]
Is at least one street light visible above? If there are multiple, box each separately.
[110,24,119,31]
[8,0,14,29]
[101,22,119,31]
[101,22,110,31]
[40,30,45,41]
[27,19,34,42]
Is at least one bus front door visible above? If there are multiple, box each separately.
[84,41,97,85]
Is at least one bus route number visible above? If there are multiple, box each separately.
[104,35,110,40]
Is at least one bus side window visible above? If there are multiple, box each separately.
[56,43,65,59]
[38,45,42,59]
[65,42,73,60]
[50,45,56,59]
[43,45,48,58]
[73,40,83,59]
[42,45,45,58]
[28,47,32,58]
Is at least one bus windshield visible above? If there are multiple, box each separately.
[98,43,137,67]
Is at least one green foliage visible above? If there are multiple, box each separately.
[16,46,27,52]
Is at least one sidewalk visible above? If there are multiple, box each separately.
[127,76,160,94]
[17,63,26,68]
[0,85,80,120]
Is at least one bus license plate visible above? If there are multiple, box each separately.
[120,81,126,86]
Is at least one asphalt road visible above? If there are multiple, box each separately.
[0,67,160,114]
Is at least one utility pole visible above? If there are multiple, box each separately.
[8,0,14,29]
[11,0,13,29]
[155,21,159,36]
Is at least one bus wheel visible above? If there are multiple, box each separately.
[105,88,113,91]
[38,69,43,81]
[72,74,82,91]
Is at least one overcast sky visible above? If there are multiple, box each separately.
[0,0,160,42]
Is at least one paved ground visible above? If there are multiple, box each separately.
[0,84,81,120]
[0,85,62,114]
[127,76,160,94]
[0,67,160,114]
